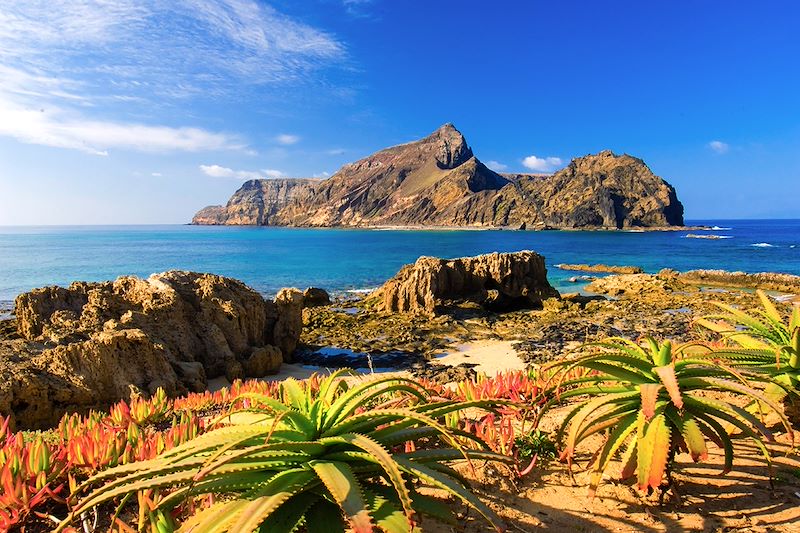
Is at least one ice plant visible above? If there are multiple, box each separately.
[59,370,514,532]
[539,337,789,498]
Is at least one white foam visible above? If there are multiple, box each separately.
[751,243,774,248]
[346,287,378,294]
[711,226,732,230]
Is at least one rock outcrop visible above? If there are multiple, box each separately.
[677,269,800,293]
[557,264,644,275]
[193,124,684,229]
[0,271,302,429]
[372,251,559,315]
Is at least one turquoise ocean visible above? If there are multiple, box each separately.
[0,220,798,307]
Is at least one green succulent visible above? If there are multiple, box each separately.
[539,337,787,498]
[697,290,800,422]
[58,370,513,532]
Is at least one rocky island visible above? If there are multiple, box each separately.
[193,124,685,229]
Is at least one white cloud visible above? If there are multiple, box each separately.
[485,160,508,172]
[200,165,284,180]
[522,155,563,172]
[262,169,285,178]
[151,172,162,177]
[708,140,730,154]
[0,1,345,154]
[0,97,244,155]
[275,134,300,145]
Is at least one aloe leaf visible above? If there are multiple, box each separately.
[311,461,374,533]
[256,491,320,533]
[228,469,318,532]
[654,365,683,409]
[588,412,637,498]
[393,457,505,532]
[637,413,671,491]
[175,499,249,533]
[639,383,662,420]
[305,500,346,533]
[362,487,412,533]
[321,433,416,521]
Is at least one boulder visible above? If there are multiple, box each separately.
[303,287,331,307]
[1,271,303,429]
[273,288,304,361]
[373,251,559,315]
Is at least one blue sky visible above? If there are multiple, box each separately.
[0,1,798,224]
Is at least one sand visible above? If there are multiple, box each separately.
[434,339,526,376]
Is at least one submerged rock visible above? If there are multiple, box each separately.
[372,251,559,315]
[1,271,302,429]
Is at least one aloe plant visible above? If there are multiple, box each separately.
[697,290,800,424]
[539,337,788,499]
[58,370,513,532]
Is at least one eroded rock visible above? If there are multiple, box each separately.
[1,271,302,429]
[373,251,559,315]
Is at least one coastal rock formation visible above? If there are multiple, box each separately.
[0,271,302,429]
[192,179,320,225]
[373,251,559,315]
[557,263,644,275]
[678,269,800,293]
[585,270,691,297]
[302,287,331,307]
[193,124,684,229]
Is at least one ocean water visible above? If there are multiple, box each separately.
[0,220,798,306]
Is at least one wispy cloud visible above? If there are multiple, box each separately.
[0,96,245,155]
[0,1,345,154]
[708,140,730,154]
[325,148,347,156]
[275,133,300,145]
[200,164,284,180]
[522,155,563,172]
[485,160,508,172]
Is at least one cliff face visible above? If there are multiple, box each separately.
[193,178,320,225]
[192,124,684,229]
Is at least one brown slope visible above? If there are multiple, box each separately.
[191,125,684,228]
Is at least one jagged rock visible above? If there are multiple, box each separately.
[0,271,302,429]
[373,251,559,315]
[303,287,331,307]
[273,288,304,361]
[192,124,684,229]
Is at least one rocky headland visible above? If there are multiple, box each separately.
[193,124,685,229]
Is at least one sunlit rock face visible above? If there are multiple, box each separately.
[193,124,684,229]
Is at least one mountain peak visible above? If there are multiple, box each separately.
[425,123,472,169]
